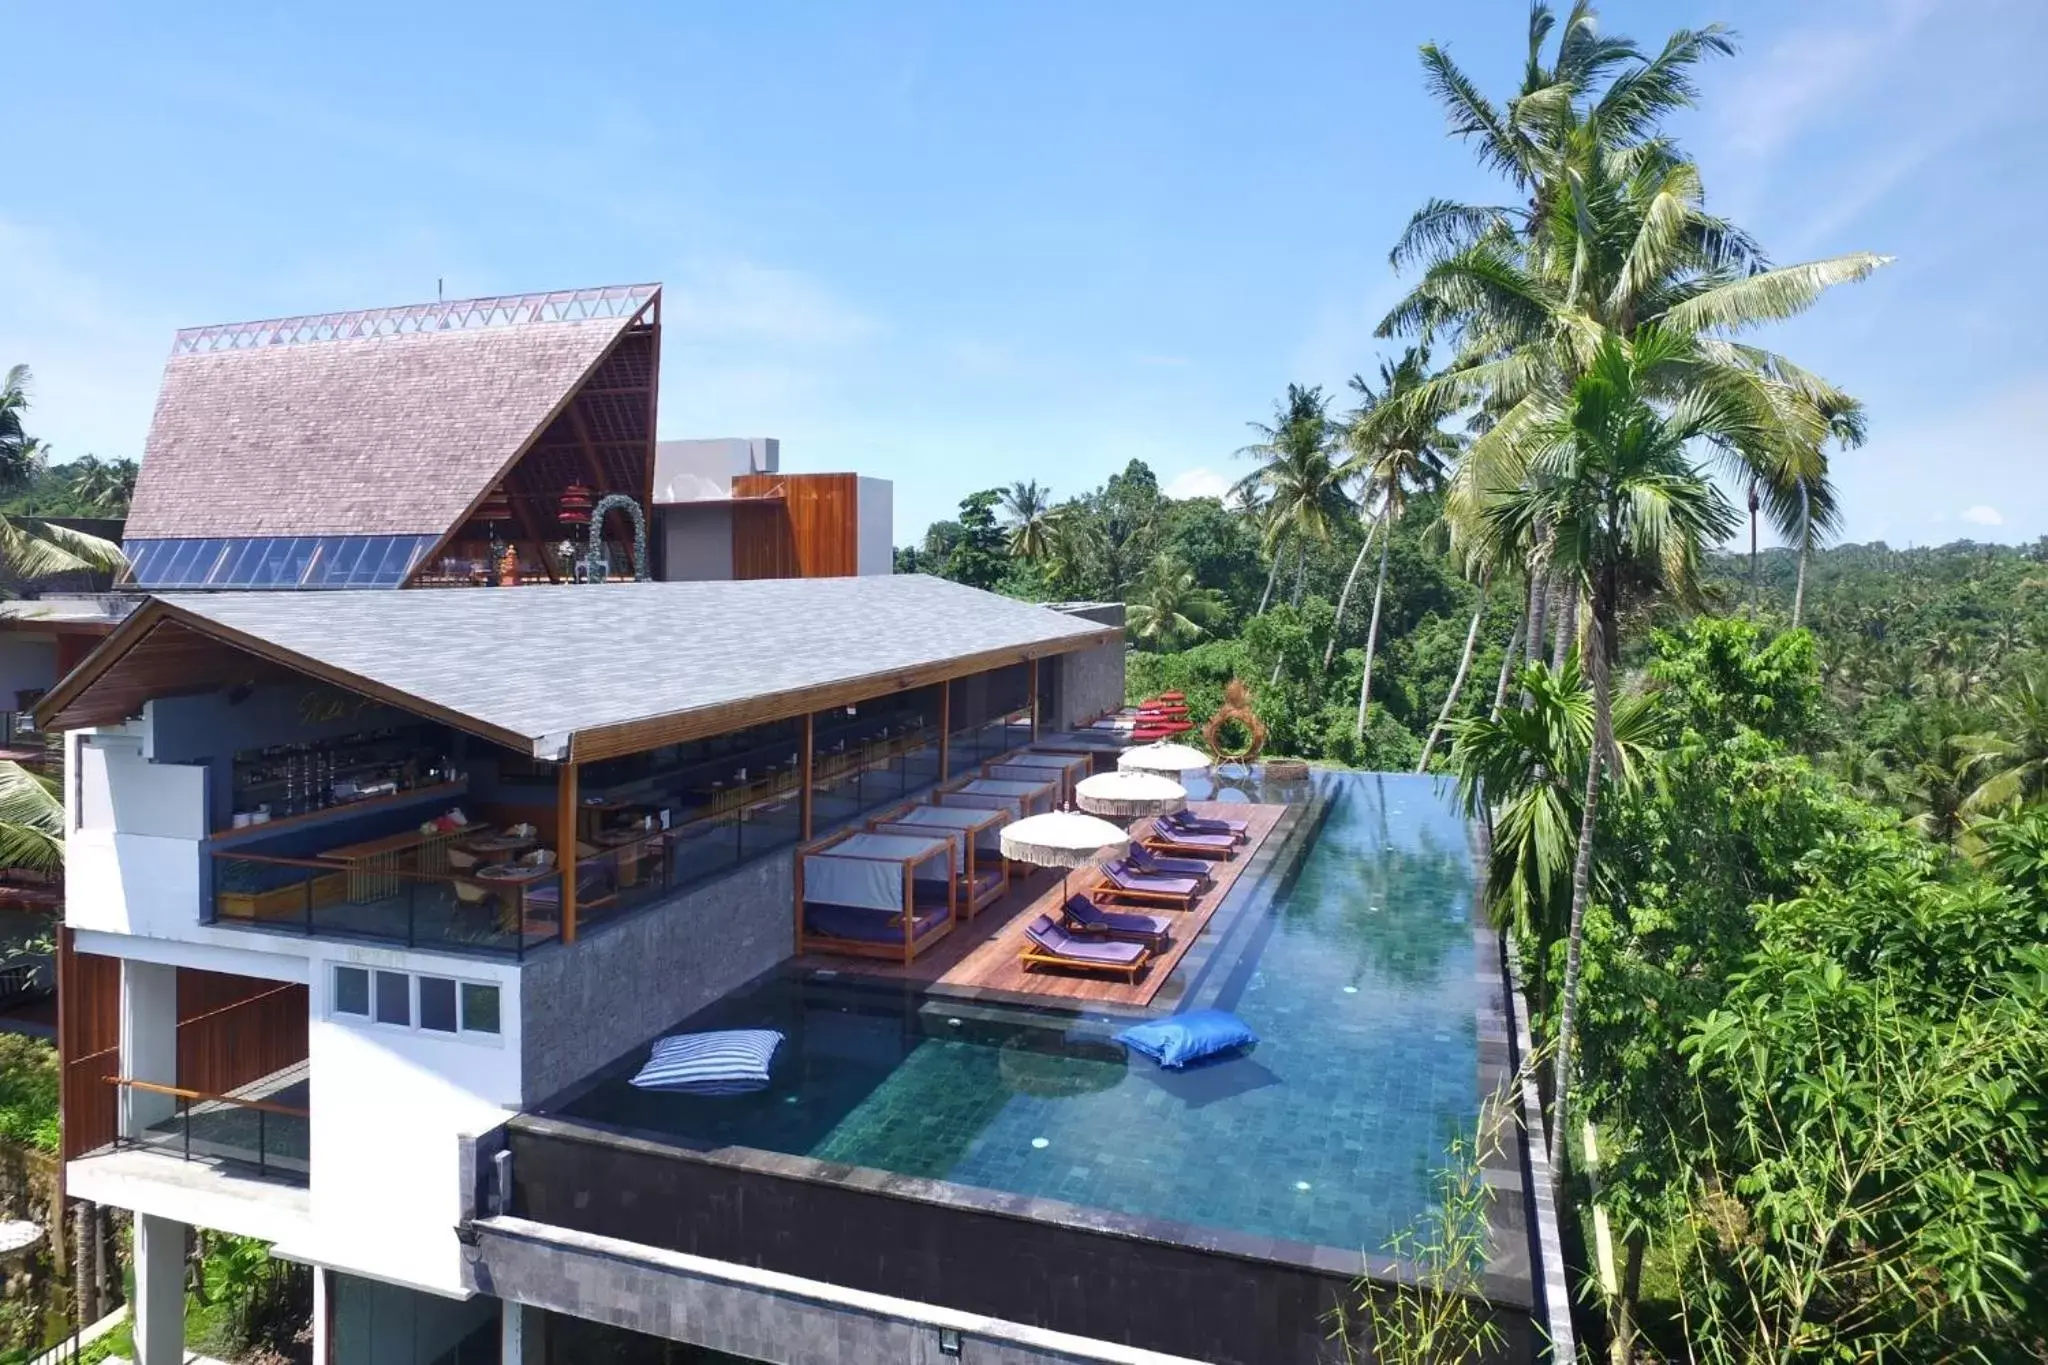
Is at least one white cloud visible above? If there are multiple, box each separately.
[1712,0,1939,163]
[1829,376,2048,545]
[1164,466,1231,501]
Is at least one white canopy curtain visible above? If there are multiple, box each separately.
[801,833,948,909]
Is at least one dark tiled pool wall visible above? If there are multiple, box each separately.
[502,1117,1535,1364]
[520,849,796,1105]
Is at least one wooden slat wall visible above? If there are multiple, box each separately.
[728,498,797,580]
[58,931,121,1162]
[176,970,308,1099]
[732,473,859,579]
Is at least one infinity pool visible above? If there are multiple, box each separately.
[549,770,1482,1254]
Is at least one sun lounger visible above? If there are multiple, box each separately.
[1125,844,1213,884]
[1060,894,1172,950]
[1020,913,1151,982]
[1095,863,1201,908]
[1163,809,1249,839]
[1144,821,1238,860]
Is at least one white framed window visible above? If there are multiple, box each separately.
[329,964,501,1042]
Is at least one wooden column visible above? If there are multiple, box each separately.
[800,713,815,840]
[937,681,951,779]
[1027,658,1040,742]
[558,760,579,944]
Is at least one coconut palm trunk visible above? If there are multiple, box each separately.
[1792,478,1811,628]
[1747,478,1761,614]
[1418,567,1492,770]
[1520,566,1549,705]
[1549,596,1611,1190]
[1489,607,1526,721]
[1256,543,1284,615]
[1324,513,1382,669]
[1352,532,1393,741]
[1550,590,1577,669]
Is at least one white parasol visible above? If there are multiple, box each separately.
[1076,770,1187,820]
[1117,740,1212,776]
[999,810,1132,901]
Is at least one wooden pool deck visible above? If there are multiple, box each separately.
[793,800,1286,1010]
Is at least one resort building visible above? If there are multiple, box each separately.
[39,281,1560,1364]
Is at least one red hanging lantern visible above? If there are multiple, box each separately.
[558,483,593,527]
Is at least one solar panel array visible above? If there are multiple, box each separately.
[124,535,438,590]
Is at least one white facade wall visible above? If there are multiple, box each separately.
[63,710,531,1302]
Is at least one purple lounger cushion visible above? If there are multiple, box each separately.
[1024,914,1147,965]
[1062,895,1172,943]
[1127,846,1212,881]
[1100,865,1201,898]
[1151,824,1236,851]
[1165,810,1249,836]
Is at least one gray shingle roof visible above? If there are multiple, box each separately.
[126,311,636,540]
[152,576,1116,757]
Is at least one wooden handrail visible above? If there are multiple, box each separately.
[105,1076,309,1119]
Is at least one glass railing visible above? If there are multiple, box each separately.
[109,1077,309,1185]
[210,852,564,958]
[583,797,807,931]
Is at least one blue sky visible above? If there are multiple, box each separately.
[6,0,2043,548]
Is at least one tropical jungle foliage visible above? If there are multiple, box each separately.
[901,5,2044,1360]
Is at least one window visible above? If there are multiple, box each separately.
[373,970,411,1026]
[460,982,501,1035]
[330,965,500,1041]
[333,966,370,1018]
[419,976,459,1033]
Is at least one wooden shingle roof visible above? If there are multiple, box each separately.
[124,286,659,541]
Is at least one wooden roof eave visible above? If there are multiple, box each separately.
[564,624,1122,765]
[32,599,536,754]
[34,600,1121,768]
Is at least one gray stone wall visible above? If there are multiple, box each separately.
[1055,638,1125,728]
[470,1217,1210,1365]
[518,850,794,1105]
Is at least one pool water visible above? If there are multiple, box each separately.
[551,770,1481,1255]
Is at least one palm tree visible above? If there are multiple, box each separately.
[999,480,1058,561]
[1417,559,1495,770]
[0,761,63,875]
[1446,655,1660,1005]
[0,364,124,580]
[1381,8,1880,610]
[1479,328,1742,1182]
[1235,385,1352,640]
[1341,351,1459,736]
[1126,553,1223,652]
[1326,348,1462,671]
[0,365,53,497]
[68,455,138,515]
[1960,671,2048,814]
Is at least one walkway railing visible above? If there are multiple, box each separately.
[106,1077,309,1184]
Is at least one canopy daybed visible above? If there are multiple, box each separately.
[795,831,957,964]
[980,750,1091,803]
[866,802,1010,916]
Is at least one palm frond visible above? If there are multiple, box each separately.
[1420,43,1526,185]
[0,516,127,580]
[0,761,63,875]
[1389,198,1520,270]
[1663,252,1893,336]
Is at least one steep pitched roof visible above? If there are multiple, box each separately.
[124,286,658,541]
[37,576,1121,761]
